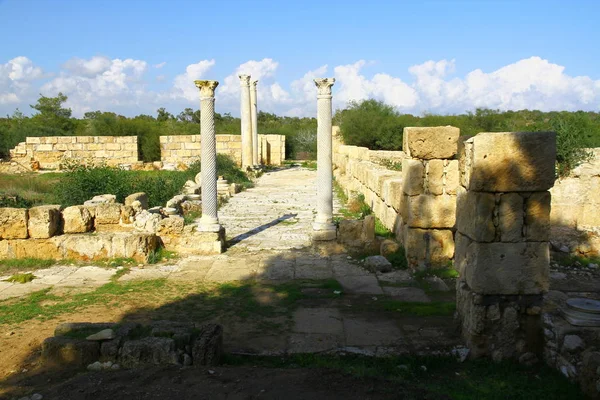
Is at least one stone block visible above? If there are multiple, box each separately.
[95,203,123,225]
[456,186,496,242]
[380,239,400,257]
[403,227,454,268]
[464,132,556,192]
[362,215,375,242]
[403,126,460,159]
[63,206,94,233]
[525,192,551,241]
[125,192,148,209]
[42,336,100,367]
[0,208,28,239]
[445,160,459,194]
[454,231,472,276]
[402,159,424,195]
[120,337,178,368]
[192,324,223,366]
[499,193,524,242]
[462,241,549,294]
[406,194,456,228]
[426,159,444,195]
[28,205,61,238]
[156,216,184,236]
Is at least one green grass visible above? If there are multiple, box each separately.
[386,247,409,270]
[146,248,178,264]
[0,173,61,207]
[377,300,456,316]
[414,266,460,280]
[374,218,394,238]
[0,258,57,274]
[5,272,36,284]
[183,209,202,225]
[220,354,580,400]
[553,252,600,268]
[301,160,317,170]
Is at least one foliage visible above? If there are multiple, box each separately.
[374,218,394,238]
[386,247,408,270]
[4,272,36,284]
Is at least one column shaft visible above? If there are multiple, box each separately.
[250,80,259,166]
[239,75,253,169]
[195,80,221,232]
[313,78,336,238]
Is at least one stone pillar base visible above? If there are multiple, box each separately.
[312,225,337,241]
[188,226,226,254]
[456,280,544,361]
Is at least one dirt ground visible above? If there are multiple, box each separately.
[3,365,445,400]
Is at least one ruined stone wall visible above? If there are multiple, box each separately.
[549,148,600,256]
[9,136,138,169]
[160,134,286,167]
[333,125,459,269]
[455,131,555,361]
[332,127,405,237]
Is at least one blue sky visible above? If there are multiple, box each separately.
[1,0,599,117]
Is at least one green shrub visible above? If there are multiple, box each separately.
[386,247,408,270]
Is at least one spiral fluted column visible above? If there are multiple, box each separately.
[239,74,253,170]
[312,78,336,240]
[194,80,221,232]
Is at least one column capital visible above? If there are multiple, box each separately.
[251,79,259,88]
[239,74,251,86]
[314,78,335,96]
[194,80,219,97]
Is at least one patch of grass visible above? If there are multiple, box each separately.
[374,218,394,238]
[147,248,178,264]
[301,160,317,170]
[183,209,202,225]
[0,257,57,274]
[378,159,402,171]
[378,300,456,316]
[5,272,36,284]
[111,267,131,281]
[413,266,460,280]
[279,219,298,226]
[386,247,408,270]
[0,173,62,206]
[221,354,580,399]
[553,252,600,268]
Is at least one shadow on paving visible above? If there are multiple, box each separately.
[0,242,467,400]
[228,213,297,246]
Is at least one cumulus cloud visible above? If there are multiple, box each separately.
[154,62,167,69]
[41,57,150,115]
[0,56,44,105]
[171,59,216,101]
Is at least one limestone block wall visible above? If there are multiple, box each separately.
[332,130,405,237]
[160,134,285,167]
[9,136,138,169]
[455,131,556,361]
[549,148,600,256]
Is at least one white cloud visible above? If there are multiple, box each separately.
[171,59,216,101]
[0,56,44,105]
[154,62,167,69]
[41,57,150,115]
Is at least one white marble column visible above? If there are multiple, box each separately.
[239,74,253,169]
[313,78,336,240]
[250,79,259,166]
[195,80,221,232]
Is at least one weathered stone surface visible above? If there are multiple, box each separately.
[95,203,123,225]
[402,159,424,195]
[499,193,524,242]
[86,329,115,341]
[456,186,496,242]
[380,239,400,257]
[156,216,184,236]
[462,241,549,294]
[120,337,178,367]
[192,324,223,366]
[55,322,117,337]
[445,160,460,195]
[362,215,375,242]
[133,210,163,233]
[406,194,456,228]
[27,205,61,238]
[162,228,226,255]
[426,160,444,195]
[42,336,100,367]
[0,207,28,239]
[464,132,556,192]
[338,219,363,247]
[85,194,116,205]
[63,206,94,233]
[403,126,460,159]
[563,335,584,352]
[454,232,472,276]
[525,192,551,241]
[364,255,392,273]
[125,192,148,209]
[403,227,454,268]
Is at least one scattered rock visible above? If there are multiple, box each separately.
[397,365,409,371]
[589,263,599,269]
[192,324,223,366]
[380,239,400,257]
[424,276,450,292]
[31,394,43,400]
[183,353,192,366]
[451,346,470,362]
[125,192,148,209]
[559,245,570,253]
[563,335,585,352]
[87,361,103,371]
[194,172,202,185]
[518,352,538,366]
[111,363,120,370]
[364,255,392,273]
[86,329,115,341]
[550,272,567,280]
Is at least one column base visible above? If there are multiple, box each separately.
[312,223,337,241]
[198,222,222,233]
[186,225,226,254]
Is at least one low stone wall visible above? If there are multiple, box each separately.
[9,136,138,169]
[160,134,286,167]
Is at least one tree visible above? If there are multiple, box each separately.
[29,92,74,133]
[156,107,174,122]
[177,108,200,124]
